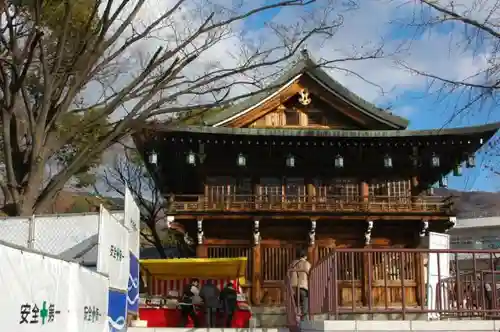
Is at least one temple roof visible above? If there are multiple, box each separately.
[142,121,500,139]
[177,50,409,129]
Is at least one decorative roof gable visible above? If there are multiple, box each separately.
[178,50,409,129]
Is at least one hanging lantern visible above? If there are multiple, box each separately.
[237,153,246,167]
[149,150,158,165]
[334,154,344,168]
[186,151,196,165]
[431,153,440,168]
[439,176,448,188]
[466,154,476,168]
[453,164,462,176]
[286,154,295,168]
[384,154,393,168]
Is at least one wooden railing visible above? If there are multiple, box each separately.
[168,194,452,213]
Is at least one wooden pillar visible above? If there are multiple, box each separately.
[305,177,316,199]
[253,176,260,210]
[195,218,207,257]
[360,181,369,202]
[251,219,261,305]
[308,218,317,265]
[306,177,316,211]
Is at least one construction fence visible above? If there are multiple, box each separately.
[0,211,124,255]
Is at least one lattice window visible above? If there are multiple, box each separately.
[369,179,410,197]
[316,178,359,198]
[261,245,296,281]
[206,177,235,201]
[260,178,282,202]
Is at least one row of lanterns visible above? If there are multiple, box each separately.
[181,150,476,170]
[149,149,475,191]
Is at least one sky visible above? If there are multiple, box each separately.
[237,0,500,192]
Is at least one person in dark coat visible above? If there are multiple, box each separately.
[179,283,199,327]
[199,279,220,327]
[220,282,238,327]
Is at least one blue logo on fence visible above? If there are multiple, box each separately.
[127,253,139,313]
[108,290,127,332]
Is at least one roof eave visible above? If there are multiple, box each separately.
[149,122,500,139]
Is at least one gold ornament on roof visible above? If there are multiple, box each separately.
[298,88,311,105]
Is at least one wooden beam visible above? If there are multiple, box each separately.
[227,82,303,128]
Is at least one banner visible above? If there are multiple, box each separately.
[69,264,109,332]
[124,188,140,257]
[97,205,130,290]
[108,290,127,332]
[0,243,71,331]
[127,253,140,313]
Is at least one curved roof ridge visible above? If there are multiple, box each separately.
[158,121,500,138]
[177,51,409,129]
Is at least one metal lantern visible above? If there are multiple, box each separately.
[334,154,344,168]
[383,154,393,168]
[186,151,196,165]
[453,164,462,176]
[286,154,295,168]
[149,150,158,165]
[237,153,246,167]
[439,176,448,188]
[466,154,476,168]
[431,153,440,168]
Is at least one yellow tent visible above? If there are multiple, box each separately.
[140,257,247,284]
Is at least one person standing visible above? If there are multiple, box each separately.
[179,283,199,327]
[199,279,220,327]
[289,248,311,318]
[220,282,238,327]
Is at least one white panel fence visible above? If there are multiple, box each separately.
[0,211,124,255]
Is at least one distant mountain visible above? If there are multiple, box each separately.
[435,188,500,218]
[41,191,123,214]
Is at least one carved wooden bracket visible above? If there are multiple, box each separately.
[309,219,317,245]
[365,220,374,246]
[253,219,261,245]
[420,219,429,237]
[197,218,204,244]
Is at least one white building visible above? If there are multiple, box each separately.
[448,214,500,271]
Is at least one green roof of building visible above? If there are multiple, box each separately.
[151,121,500,139]
[176,50,409,129]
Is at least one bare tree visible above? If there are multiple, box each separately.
[100,145,190,258]
[396,1,500,120]
[390,0,500,175]
[0,0,385,215]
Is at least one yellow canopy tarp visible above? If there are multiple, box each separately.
[140,257,247,281]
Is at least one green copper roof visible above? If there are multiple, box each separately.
[157,122,500,138]
[177,51,409,129]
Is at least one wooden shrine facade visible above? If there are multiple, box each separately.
[134,51,500,307]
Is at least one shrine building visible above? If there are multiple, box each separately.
[133,52,500,307]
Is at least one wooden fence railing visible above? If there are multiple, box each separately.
[169,194,451,213]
